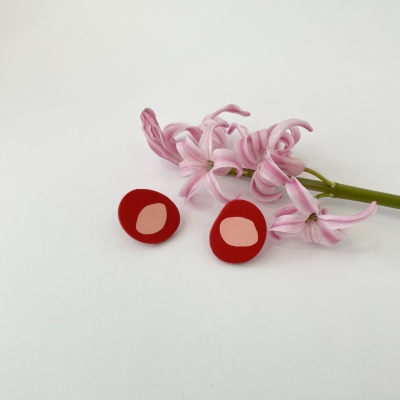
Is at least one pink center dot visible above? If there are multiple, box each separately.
[136,203,167,235]
[219,217,258,247]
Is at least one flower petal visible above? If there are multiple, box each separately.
[163,123,202,143]
[162,123,189,141]
[276,131,295,153]
[318,201,377,230]
[233,125,275,168]
[200,119,228,148]
[250,129,269,154]
[302,221,322,244]
[179,160,206,177]
[179,170,206,200]
[285,177,319,216]
[207,104,251,120]
[268,119,313,152]
[141,108,182,165]
[271,154,305,176]
[270,214,307,233]
[176,137,207,164]
[212,149,243,177]
[250,178,283,202]
[289,126,301,145]
[253,170,276,193]
[227,123,249,138]
[273,204,298,218]
[258,154,291,186]
[203,171,239,203]
[199,120,229,161]
[234,136,259,169]
[316,222,347,247]
[141,108,161,140]
[270,231,282,240]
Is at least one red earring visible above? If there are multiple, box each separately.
[209,199,267,263]
[118,189,180,244]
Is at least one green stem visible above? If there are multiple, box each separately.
[315,193,331,199]
[303,167,333,186]
[227,168,400,209]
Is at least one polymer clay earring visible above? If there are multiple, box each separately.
[118,189,180,244]
[209,199,267,263]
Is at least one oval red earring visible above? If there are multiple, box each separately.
[209,199,267,263]
[118,189,180,244]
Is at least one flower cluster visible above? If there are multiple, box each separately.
[141,104,377,246]
[141,104,311,202]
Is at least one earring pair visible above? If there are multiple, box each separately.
[118,189,267,264]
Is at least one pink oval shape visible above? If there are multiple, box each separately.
[219,217,258,247]
[136,203,167,235]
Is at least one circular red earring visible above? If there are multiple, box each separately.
[118,189,180,244]
[209,199,267,263]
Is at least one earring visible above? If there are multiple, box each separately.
[209,199,267,263]
[118,189,180,244]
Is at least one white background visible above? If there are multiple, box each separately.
[1,1,400,399]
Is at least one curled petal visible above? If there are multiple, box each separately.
[203,171,239,203]
[213,167,231,176]
[268,119,313,153]
[163,123,202,143]
[234,137,259,169]
[234,125,275,168]
[253,170,276,193]
[285,177,319,216]
[141,108,161,140]
[270,214,307,233]
[213,149,242,177]
[250,178,283,202]
[258,155,291,186]
[271,154,306,176]
[146,139,175,164]
[276,132,295,154]
[179,170,206,200]
[228,123,249,138]
[200,119,228,148]
[318,202,377,230]
[316,222,347,247]
[250,129,270,154]
[176,137,206,164]
[207,104,251,120]
[199,120,229,161]
[141,108,182,165]
[274,126,301,156]
[273,204,298,218]
[270,231,282,240]
[290,126,301,145]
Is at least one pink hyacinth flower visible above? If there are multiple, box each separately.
[270,177,377,246]
[141,104,250,166]
[232,119,313,202]
[141,108,201,165]
[176,120,243,203]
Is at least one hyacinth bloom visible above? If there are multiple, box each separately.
[141,104,250,166]
[176,120,243,203]
[141,108,201,165]
[270,177,377,246]
[232,119,313,202]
